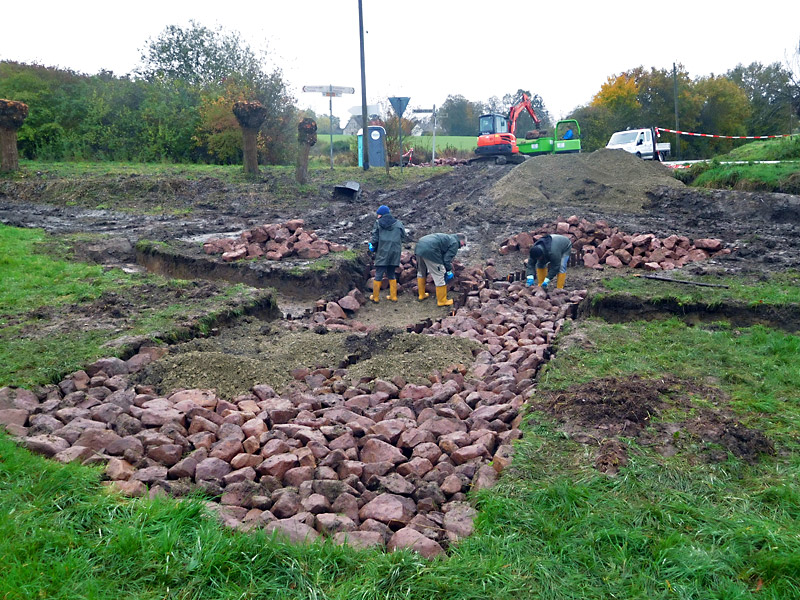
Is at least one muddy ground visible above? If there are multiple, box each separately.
[2,149,799,468]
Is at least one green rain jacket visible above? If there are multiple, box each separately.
[370,214,407,266]
[415,233,461,272]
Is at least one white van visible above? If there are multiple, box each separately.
[606,128,670,161]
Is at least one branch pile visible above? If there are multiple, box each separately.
[499,215,729,271]
[203,219,348,262]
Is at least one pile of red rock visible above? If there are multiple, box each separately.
[414,157,469,167]
[367,252,484,298]
[499,216,729,271]
[0,280,585,558]
[203,219,349,262]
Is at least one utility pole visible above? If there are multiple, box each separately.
[673,62,680,160]
[358,0,369,170]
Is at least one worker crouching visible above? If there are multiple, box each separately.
[368,205,407,302]
[415,232,466,306]
[526,233,572,289]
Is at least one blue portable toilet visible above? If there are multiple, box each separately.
[357,126,386,167]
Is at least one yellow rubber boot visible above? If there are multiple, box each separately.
[386,279,398,301]
[370,280,381,303]
[436,285,453,307]
[556,273,566,289]
[536,267,548,286]
[417,277,430,300]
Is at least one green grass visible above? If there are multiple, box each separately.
[397,135,477,153]
[3,166,800,595]
[0,225,265,388]
[314,134,477,153]
[541,318,800,444]
[674,137,800,192]
[600,271,800,307]
[3,302,800,596]
[725,136,800,162]
[691,161,800,193]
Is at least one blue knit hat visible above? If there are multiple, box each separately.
[376,205,390,215]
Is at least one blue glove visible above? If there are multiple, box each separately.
[445,271,454,282]
[368,243,375,252]
[541,277,551,289]
[526,275,534,287]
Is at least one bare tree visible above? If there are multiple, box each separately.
[0,99,28,172]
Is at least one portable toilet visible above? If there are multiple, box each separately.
[357,126,386,167]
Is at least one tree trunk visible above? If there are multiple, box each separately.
[232,101,267,176]
[242,127,259,175]
[295,117,317,184]
[296,143,310,184]
[0,127,19,172]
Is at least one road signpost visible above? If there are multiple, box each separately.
[302,85,355,169]
[412,105,438,164]
[388,96,410,171]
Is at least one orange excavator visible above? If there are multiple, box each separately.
[475,93,543,163]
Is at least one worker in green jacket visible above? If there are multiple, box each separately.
[525,234,572,289]
[368,205,407,302]
[415,232,466,306]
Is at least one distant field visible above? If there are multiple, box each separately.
[320,134,477,152]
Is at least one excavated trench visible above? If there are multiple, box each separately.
[3,150,794,556]
[8,241,782,556]
[136,240,372,303]
[580,293,800,333]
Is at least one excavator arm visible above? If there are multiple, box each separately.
[507,93,541,136]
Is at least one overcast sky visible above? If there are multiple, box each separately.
[2,1,798,127]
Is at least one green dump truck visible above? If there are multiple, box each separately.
[516,119,581,156]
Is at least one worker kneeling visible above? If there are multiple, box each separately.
[526,233,572,290]
[415,232,466,306]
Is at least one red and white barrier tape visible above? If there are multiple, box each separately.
[656,127,794,140]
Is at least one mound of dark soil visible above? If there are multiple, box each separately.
[534,374,774,466]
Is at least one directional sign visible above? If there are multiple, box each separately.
[303,85,355,94]
[302,85,355,170]
[388,96,410,118]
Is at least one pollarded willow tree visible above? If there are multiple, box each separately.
[0,99,28,172]
[137,21,297,166]
[295,118,317,184]
[233,101,268,174]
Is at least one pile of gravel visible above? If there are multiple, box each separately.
[490,148,684,213]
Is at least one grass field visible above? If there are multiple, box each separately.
[2,225,799,597]
[316,134,477,152]
[0,225,272,388]
[675,136,800,193]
